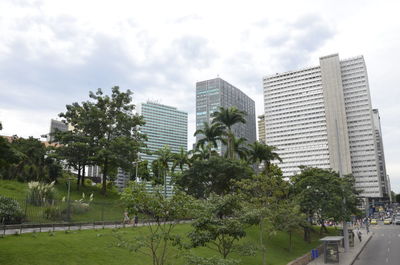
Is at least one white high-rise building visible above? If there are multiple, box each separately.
[263,54,389,199]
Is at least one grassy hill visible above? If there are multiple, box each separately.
[0,179,124,223]
[0,223,336,265]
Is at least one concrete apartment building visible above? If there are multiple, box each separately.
[196,77,256,153]
[263,54,390,199]
[258,114,266,143]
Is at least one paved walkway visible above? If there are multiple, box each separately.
[308,227,372,265]
[1,220,192,236]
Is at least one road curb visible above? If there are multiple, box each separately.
[349,232,373,265]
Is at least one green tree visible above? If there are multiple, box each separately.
[188,194,254,260]
[131,160,151,181]
[176,156,253,198]
[52,130,93,189]
[236,166,289,265]
[270,200,306,252]
[0,126,20,179]
[6,137,62,182]
[291,167,361,241]
[396,194,400,203]
[172,147,191,172]
[119,182,195,265]
[231,136,248,160]
[211,107,246,159]
[194,122,225,158]
[59,87,146,194]
[190,145,219,161]
[154,145,174,197]
[247,141,281,175]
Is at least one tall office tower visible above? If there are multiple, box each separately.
[196,78,256,153]
[138,101,188,196]
[47,119,68,142]
[258,115,266,143]
[263,54,389,198]
[372,109,390,200]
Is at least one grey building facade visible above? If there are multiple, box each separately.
[196,78,256,153]
[263,54,390,199]
[47,119,68,142]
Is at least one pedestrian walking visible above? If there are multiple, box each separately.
[134,215,138,226]
[123,211,130,224]
[357,230,362,242]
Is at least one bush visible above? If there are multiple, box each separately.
[27,181,56,206]
[70,201,90,214]
[0,196,24,224]
[43,204,63,220]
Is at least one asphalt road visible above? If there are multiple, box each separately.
[353,222,400,265]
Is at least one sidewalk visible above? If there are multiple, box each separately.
[308,228,372,265]
[1,219,192,236]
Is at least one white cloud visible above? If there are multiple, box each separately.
[0,0,399,192]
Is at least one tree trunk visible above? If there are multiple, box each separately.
[102,158,108,195]
[81,164,86,187]
[77,165,81,190]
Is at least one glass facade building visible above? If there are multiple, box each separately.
[196,78,256,153]
[138,101,188,196]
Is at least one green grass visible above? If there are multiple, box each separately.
[0,179,125,224]
[0,224,337,265]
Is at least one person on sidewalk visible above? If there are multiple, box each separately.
[357,230,362,242]
[123,211,130,224]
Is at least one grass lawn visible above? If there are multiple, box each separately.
[0,223,337,265]
[0,179,125,224]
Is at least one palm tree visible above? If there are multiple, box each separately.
[232,136,249,160]
[211,106,247,159]
[190,145,219,161]
[247,141,282,175]
[171,147,191,172]
[154,145,174,197]
[194,122,225,157]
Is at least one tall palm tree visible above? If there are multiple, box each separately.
[154,145,174,197]
[194,122,225,157]
[211,106,247,159]
[248,141,282,175]
[171,147,191,172]
[190,145,219,161]
[231,136,249,160]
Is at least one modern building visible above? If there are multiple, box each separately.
[47,119,68,142]
[136,101,188,196]
[196,77,256,153]
[372,109,391,200]
[257,115,266,143]
[263,54,389,199]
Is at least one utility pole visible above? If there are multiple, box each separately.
[336,120,349,252]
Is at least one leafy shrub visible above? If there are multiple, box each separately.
[61,193,93,215]
[43,204,63,220]
[27,181,56,206]
[0,196,24,224]
[84,179,93,186]
[70,201,90,214]
[184,255,239,265]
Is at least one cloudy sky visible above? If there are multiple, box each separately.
[0,0,399,191]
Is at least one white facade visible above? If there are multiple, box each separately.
[263,54,388,198]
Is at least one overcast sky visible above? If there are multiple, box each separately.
[0,0,399,192]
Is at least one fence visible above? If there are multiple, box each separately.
[3,196,126,225]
